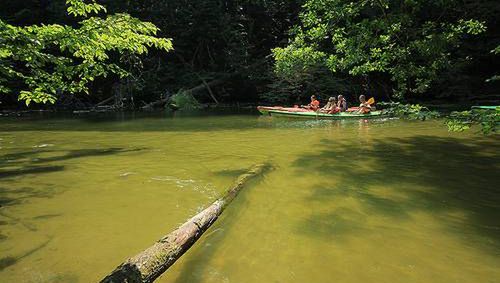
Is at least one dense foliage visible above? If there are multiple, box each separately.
[273,0,488,99]
[0,0,499,109]
[0,0,172,105]
[103,0,303,105]
[446,108,499,135]
[378,102,439,120]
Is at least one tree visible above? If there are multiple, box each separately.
[0,0,172,105]
[99,0,303,104]
[273,0,486,99]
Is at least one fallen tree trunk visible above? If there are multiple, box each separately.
[94,96,115,108]
[140,96,170,110]
[184,78,226,96]
[101,163,270,283]
[198,76,219,105]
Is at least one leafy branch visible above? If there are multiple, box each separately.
[0,0,173,105]
[378,102,440,120]
[446,108,499,135]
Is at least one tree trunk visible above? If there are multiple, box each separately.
[198,76,219,104]
[140,97,170,110]
[183,78,226,96]
[94,96,115,108]
[100,163,270,283]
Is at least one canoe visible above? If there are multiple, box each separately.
[471,106,499,110]
[267,109,387,120]
[257,106,312,115]
[258,105,364,115]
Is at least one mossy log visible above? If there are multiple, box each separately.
[101,163,270,283]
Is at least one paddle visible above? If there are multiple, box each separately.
[354,97,376,114]
[345,97,375,113]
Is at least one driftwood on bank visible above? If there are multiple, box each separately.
[101,163,270,283]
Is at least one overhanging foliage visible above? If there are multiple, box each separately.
[273,0,486,99]
[0,0,173,105]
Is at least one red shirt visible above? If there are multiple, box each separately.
[310,99,320,110]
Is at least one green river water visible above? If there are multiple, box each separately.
[0,111,499,283]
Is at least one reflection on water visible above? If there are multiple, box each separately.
[0,111,499,283]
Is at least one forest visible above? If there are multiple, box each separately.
[1,0,499,110]
[1,2,500,282]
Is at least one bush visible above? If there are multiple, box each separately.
[446,108,499,135]
[168,91,201,110]
[379,102,440,120]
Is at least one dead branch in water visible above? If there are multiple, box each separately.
[101,163,270,283]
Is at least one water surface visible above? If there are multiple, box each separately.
[0,111,499,282]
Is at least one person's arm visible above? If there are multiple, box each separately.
[361,102,372,109]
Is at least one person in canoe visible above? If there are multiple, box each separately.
[358,95,375,114]
[320,97,340,114]
[302,95,321,111]
[337,95,348,112]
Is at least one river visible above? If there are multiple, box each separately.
[0,111,499,282]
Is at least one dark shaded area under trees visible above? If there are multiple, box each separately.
[0,0,499,110]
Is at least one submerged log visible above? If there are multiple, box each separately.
[101,163,270,283]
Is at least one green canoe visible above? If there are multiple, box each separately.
[267,109,388,120]
[471,106,499,110]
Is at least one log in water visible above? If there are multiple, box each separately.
[101,163,270,283]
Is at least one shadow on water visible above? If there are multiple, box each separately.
[0,147,145,207]
[0,110,264,133]
[1,147,144,169]
[32,213,63,220]
[0,166,65,180]
[0,186,60,209]
[297,208,372,243]
[0,237,52,271]
[293,135,500,251]
[0,109,364,133]
[0,147,145,273]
